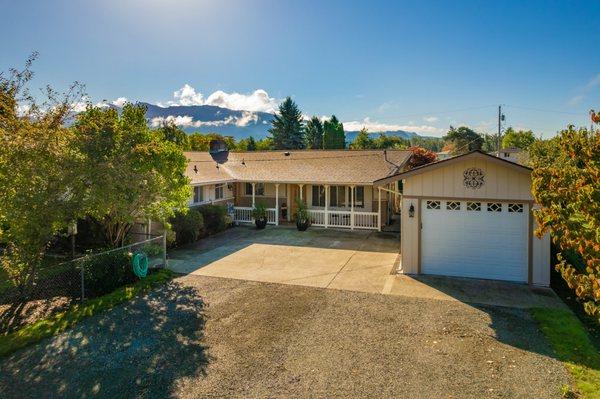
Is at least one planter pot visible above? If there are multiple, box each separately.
[296,219,309,231]
[255,218,267,229]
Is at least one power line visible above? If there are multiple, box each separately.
[504,104,588,116]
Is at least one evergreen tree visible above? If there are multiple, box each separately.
[305,116,324,149]
[323,115,346,149]
[268,97,305,149]
[349,127,374,149]
[443,126,483,154]
[247,136,257,151]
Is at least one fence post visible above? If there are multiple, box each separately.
[80,262,85,302]
[162,233,168,268]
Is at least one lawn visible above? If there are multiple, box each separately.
[532,308,600,399]
[0,268,173,358]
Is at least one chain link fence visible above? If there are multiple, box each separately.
[0,235,167,333]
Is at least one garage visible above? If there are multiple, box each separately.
[374,150,551,286]
[421,199,528,282]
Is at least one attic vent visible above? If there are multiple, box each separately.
[284,151,290,156]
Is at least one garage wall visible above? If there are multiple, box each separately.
[400,197,419,274]
[404,158,532,201]
[399,155,550,286]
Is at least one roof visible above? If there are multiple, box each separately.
[185,149,413,185]
[373,150,532,186]
[499,147,523,154]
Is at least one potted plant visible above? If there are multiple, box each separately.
[251,202,268,229]
[295,198,310,231]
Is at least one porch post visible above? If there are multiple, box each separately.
[275,183,279,226]
[324,185,329,228]
[299,184,304,201]
[350,185,355,230]
[251,182,256,207]
[377,187,382,232]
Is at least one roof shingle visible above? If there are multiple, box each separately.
[185,149,412,185]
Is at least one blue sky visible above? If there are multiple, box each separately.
[2,0,599,137]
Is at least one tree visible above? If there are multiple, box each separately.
[247,136,257,151]
[407,147,438,168]
[188,132,236,151]
[268,97,305,149]
[349,127,374,149]
[73,103,191,247]
[443,126,483,154]
[481,133,500,153]
[409,136,444,152]
[305,116,324,149]
[529,126,600,320]
[157,120,190,149]
[372,133,409,149]
[323,115,345,149]
[502,127,535,149]
[0,54,86,295]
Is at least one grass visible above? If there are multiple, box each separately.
[0,268,174,358]
[531,307,600,399]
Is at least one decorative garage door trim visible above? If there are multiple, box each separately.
[420,199,530,283]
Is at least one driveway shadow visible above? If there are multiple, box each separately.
[0,280,209,399]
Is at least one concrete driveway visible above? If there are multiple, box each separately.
[169,226,563,309]
[169,226,401,292]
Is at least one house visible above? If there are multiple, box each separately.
[374,150,550,286]
[185,147,413,230]
[493,147,527,164]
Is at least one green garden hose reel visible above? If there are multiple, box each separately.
[132,251,149,278]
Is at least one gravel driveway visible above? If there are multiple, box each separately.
[0,275,568,398]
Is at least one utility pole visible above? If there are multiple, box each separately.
[497,105,505,156]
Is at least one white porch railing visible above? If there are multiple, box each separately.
[266,208,277,224]
[233,206,278,225]
[308,209,379,230]
[235,206,378,230]
[353,212,379,230]
[308,210,325,226]
[233,207,253,223]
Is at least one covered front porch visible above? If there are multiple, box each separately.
[231,181,400,231]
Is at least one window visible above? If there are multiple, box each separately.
[353,186,364,208]
[504,152,510,158]
[508,203,524,213]
[466,202,481,211]
[487,202,502,212]
[329,186,346,207]
[446,201,461,210]
[312,185,325,207]
[193,186,204,203]
[426,200,441,210]
[215,184,224,200]
[245,183,264,196]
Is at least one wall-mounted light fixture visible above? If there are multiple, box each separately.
[193,165,198,173]
[408,203,415,218]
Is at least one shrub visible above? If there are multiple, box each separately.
[170,208,204,245]
[197,205,228,235]
[80,250,135,297]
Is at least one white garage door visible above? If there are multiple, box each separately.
[421,199,528,282]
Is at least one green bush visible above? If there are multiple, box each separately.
[197,205,228,234]
[80,250,135,297]
[170,208,204,245]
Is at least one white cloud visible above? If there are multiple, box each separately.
[423,116,438,123]
[160,84,279,113]
[172,84,204,106]
[343,117,445,136]
[111,97,128,107]
[150,111,259,129]
[568,73,600,105]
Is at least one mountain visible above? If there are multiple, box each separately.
[115,102,430,142]
[140,102,275,140]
